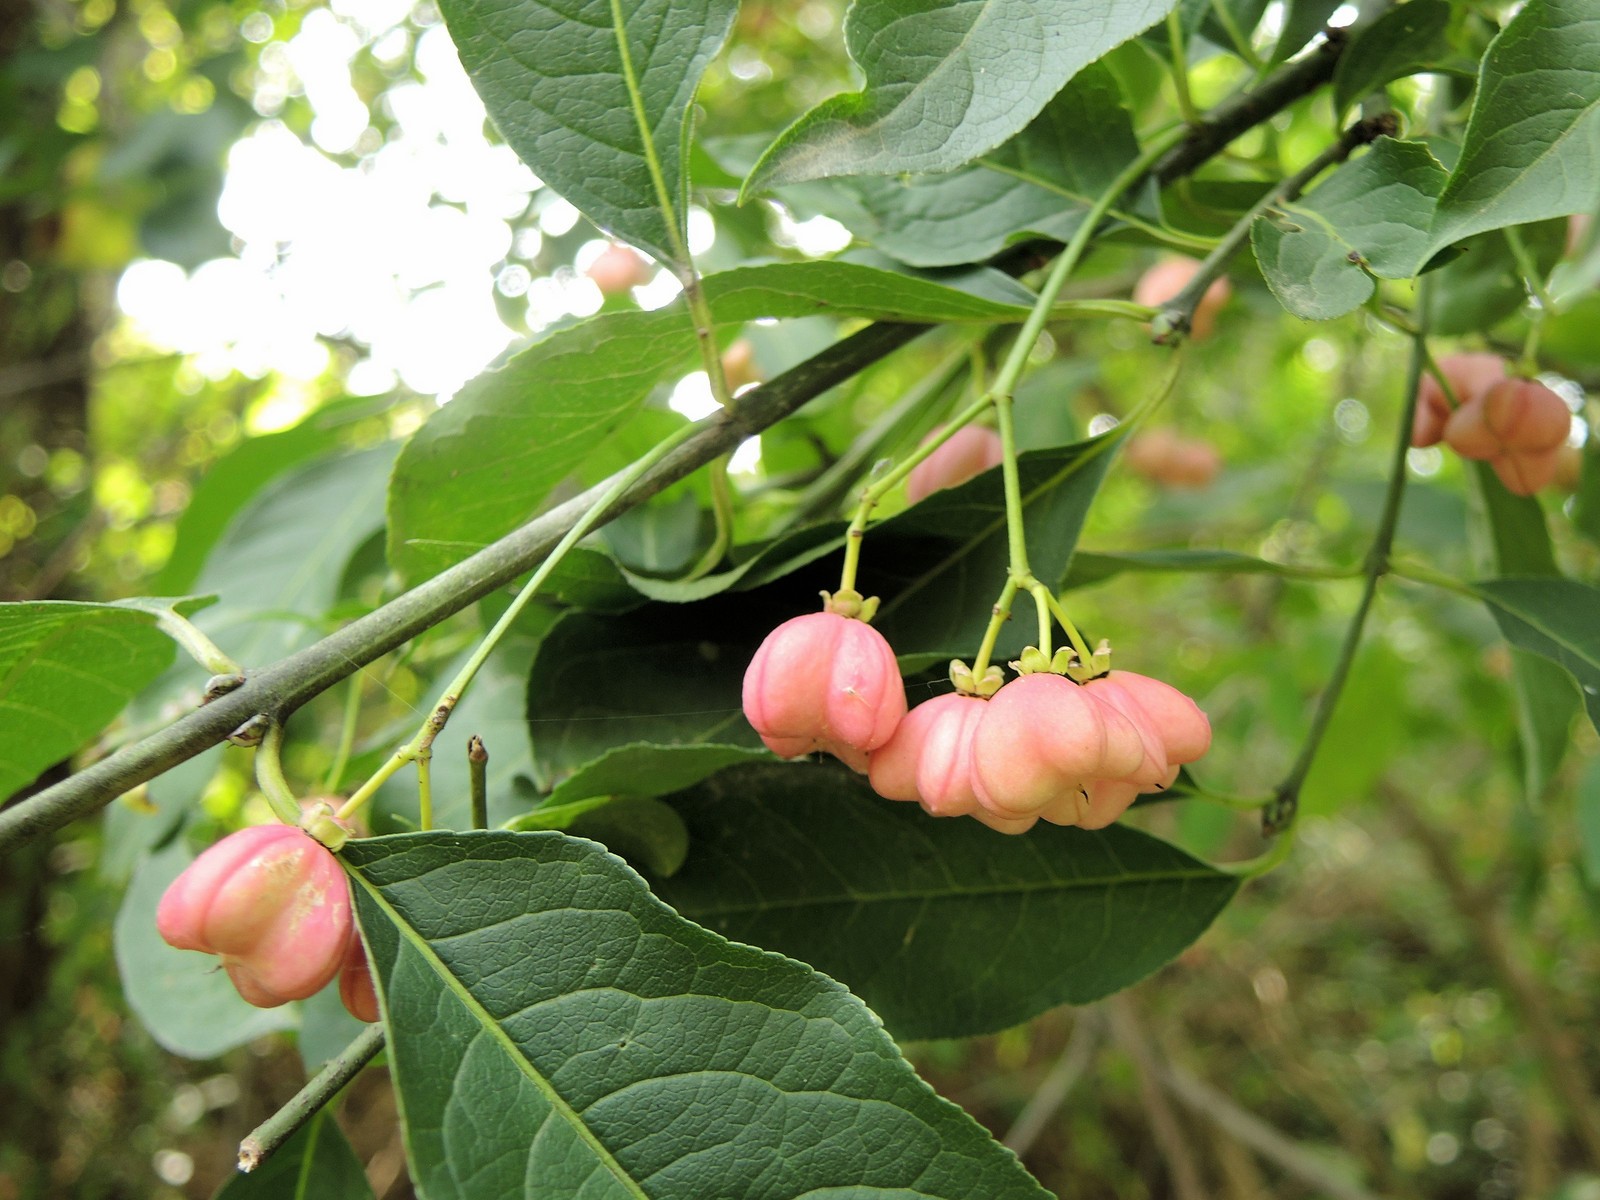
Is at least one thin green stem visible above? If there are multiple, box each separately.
[1039,588,1095,668]
[152,609,241,676]
[682,455,735,580]
[416,747,433,831]
[970,577,1020,679]
[254,721,301,825]
[1217,826,1297,878]
[1159,115,1392,341]
[837,389,996,594]
[237,1024,385,1173]
[1029,582,1053,660]
[1388,558,1479,600]
[468,735,488,830]
[321,675,362,794]
[994,379,1031,579]
[340,417,707,825]
[1166,9,1201,125]
[1206,0,1263,68]
[1262,289,1427,835]
[779,343,971,532]
[1503,226,1552,374]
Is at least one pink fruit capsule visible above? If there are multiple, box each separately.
[905,426,1005,504]
[157,825,353,1009]
[970,673,1146,820]
[743,611,907,769]
[868,692,989,817]
[584,243,653,296]
[339,935,380,1024]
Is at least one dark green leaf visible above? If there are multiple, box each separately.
[505,793,690,876]
[1332,0,1452,116]
[1574,440,1600,542]
[114,841,295,1060]
[772,63,1144,268]
[656,762,1240,1039]
[390,259,1055,582]
[216,1110,373,1200]
[539,742,769,808]
[1252,138,1447,320]
[743,0,1172,194]
[0,602,177,803]
[1428,0,1600,253]
[1473,464,1578,801]
[344,831,1052,1199]
[1476,577,1600,733]
[1423,218,1568,335]
[437,0,737,265]
[1064,548,1334,589]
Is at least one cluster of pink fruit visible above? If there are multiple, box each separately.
[158,817,379,1020]
[743,605,1209,835]
[1411,353,1573,495]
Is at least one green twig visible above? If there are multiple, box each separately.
[151,608,241,677]
[468,735,488,830]
[1166,9,1201,125]
[1262,290,1427,834]
[1504,225,1553,373]
[237,1024,386,1173]
[1158,114,1395,341]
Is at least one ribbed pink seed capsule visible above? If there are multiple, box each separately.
[906,426,1005,504]
[157,825,354,1008]
[1097,671,1211,766]
[742,612,907,768]
[868,692,988,817]
[970,674,1146,820]
[1414,353,1507,449]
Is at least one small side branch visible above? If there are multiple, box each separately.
[237,1023,386,1173]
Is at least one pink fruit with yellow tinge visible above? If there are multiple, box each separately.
[1124,428,1222,489]
[157,825,353,1008]
[970,673,1146,824]
[743,611,907,771]
[1100,671,1212,765]
[905,426,1005,504]
[1133,256,1232,341]
[339,935,379,1024]
[868,692,988,817]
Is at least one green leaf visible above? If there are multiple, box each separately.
[1574,440,1600,542]
[343,831,1052,1199]
[216,1110,373,1200]
[1332,0,1452,117]
[655,762,1240,1039]
[192,444,396,671]
[436,0,737,265]
[1252,138,1448,320]
[0,601,177,803]
[1427,0,1600,254]
[504,793,690,876]
[743,0,1173,195]
[1064,548,1333,589]
[389,260,1051,582]
[113,840,295,1060]
[540,741,769,808]
[768,63,1145,268]
[1473,466,1579,802]
[1476,577,1600,733]
[152,397,378,595]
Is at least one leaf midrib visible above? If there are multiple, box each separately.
[679,866,1229,920]
[346,863,652,1200]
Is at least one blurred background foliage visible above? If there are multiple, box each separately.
[1,0,1599,1196]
